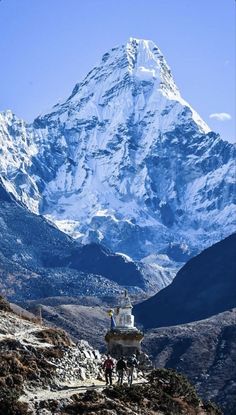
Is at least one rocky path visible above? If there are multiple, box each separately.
[21,380,104,403]
[21,379,146,404]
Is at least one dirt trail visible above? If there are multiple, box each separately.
[21,379,146,403]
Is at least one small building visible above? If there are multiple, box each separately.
[105,290,143,358]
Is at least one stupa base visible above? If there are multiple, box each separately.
[105,328,144,358]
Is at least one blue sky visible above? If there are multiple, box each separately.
[0,0,235,142]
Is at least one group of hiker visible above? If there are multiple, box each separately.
[103,354,138,386]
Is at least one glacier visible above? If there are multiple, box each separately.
[0,37,235,288]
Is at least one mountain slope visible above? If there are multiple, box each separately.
[0,180,148,301]
[143,309,236,415]
[0,38,235,271]
[134,233,236,328]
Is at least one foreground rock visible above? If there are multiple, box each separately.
[143,309,236,415]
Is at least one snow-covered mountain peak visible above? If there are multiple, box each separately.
[69,36,178,102]
[125,37,210,133]
[0,38,235,284]
[126,37,176,86]
[0,110,24,131]
[0,109,14,123]
[126,37,164,71]
[35,37,209,135]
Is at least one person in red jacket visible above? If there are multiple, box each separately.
[103,354,114,386]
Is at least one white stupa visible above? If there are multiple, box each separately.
[115,290,136,330]
[105,290,143,358]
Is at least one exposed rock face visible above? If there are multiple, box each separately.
[51,340,103,384]
[0,38,235,283]
[134,233,236,328]
[143,309,236,415]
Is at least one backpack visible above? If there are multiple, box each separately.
[116,359,126,371]
[127,357,137,368]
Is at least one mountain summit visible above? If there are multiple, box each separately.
[36,37,210,133]
[0,38,235,278]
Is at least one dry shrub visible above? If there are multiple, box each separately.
[33,327,72,347]
[0,296,11,312]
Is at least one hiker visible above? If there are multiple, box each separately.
[127,354,138,386]
[103,354,114,386]
[116,356,127,385]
